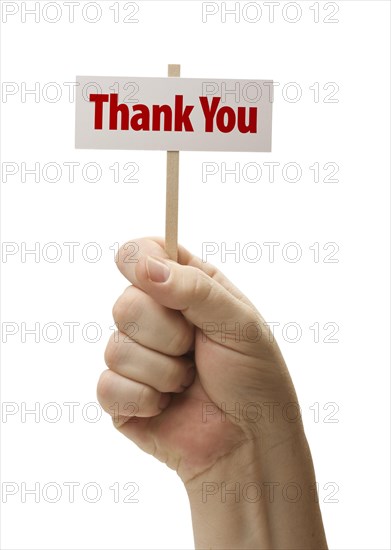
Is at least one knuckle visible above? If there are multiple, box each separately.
[165,328,192,356]
[104,333,121,369]
[112,286,143,325]
[190,269,214,307]
[160,363,182,392]
[96,370,113,406]
[112,294,127,324]
[138,383,157,411]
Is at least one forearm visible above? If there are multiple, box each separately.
[185,427,328,550]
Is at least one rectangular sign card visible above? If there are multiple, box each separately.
[75,76,273,152]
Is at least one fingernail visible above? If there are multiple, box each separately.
[158,393,171,410]
[182,367,196,389]
[146,256,170,283]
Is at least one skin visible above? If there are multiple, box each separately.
[97,237,328,550]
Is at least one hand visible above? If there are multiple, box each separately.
[97,237,327,549]
[97,237,300,484]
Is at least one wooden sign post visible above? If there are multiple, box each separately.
[75,70,273,261]
[165,64,180,261]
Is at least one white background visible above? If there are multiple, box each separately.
[0,1,390,549]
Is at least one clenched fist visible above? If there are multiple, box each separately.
[97,237,327,549]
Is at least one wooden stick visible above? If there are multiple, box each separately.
[165,64,180,261]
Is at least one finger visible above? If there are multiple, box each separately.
[104,332,196,393]
[116,240,261,357]
[117,237,255,310]
[97,369,171,418]
[112,285,194,356]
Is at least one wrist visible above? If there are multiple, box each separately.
[185,439,270,549]
[184,426,327,550]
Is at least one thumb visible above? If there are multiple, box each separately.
[133,255,261,355]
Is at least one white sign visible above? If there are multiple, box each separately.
[75,76,273,152]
